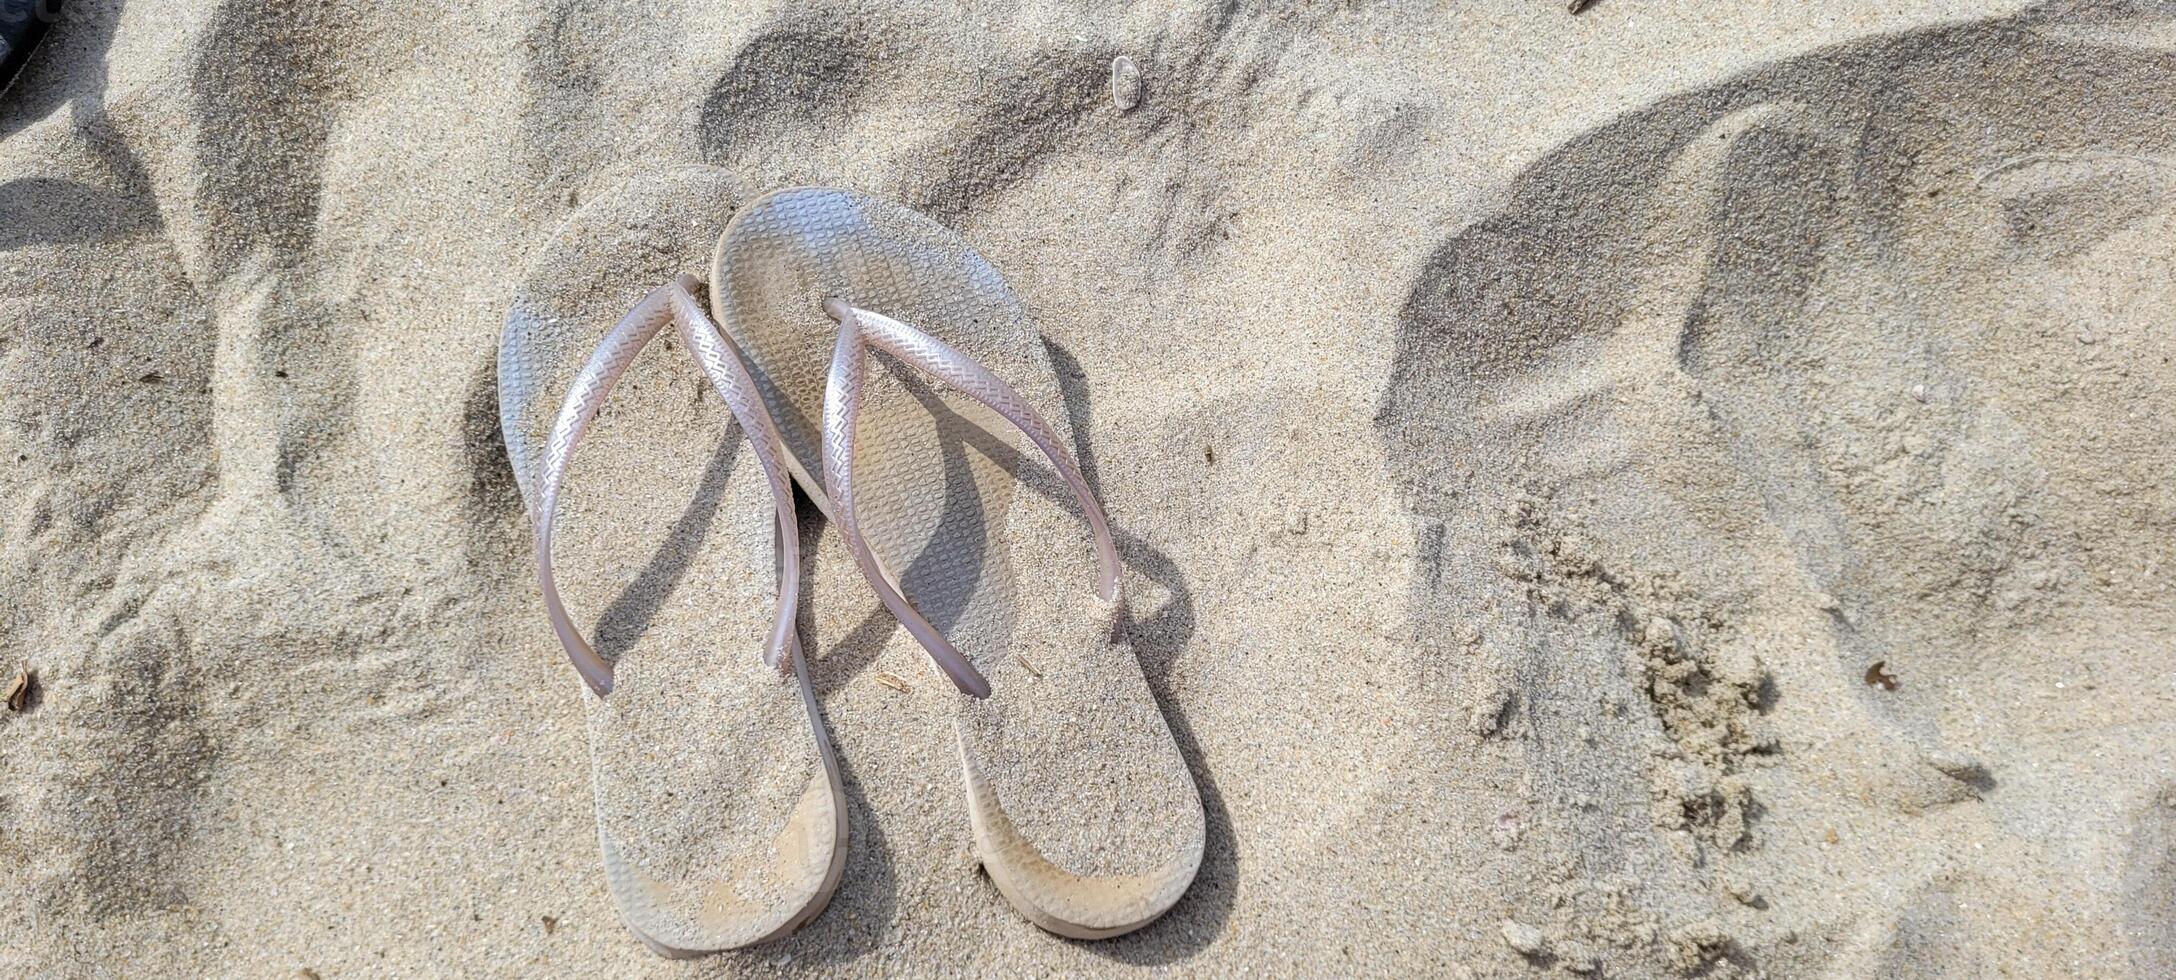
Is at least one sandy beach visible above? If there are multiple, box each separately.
[2,0,2172,976]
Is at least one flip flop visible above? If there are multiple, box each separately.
[499,172,845,956]
[708,187,1203,939]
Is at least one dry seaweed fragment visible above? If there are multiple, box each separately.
[1864,661,1899,691]
[875,671,912,694]
[6,665,31,712]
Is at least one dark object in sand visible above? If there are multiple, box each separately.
[1570,0,1602,14]
[6,663,32,712]
[0,0,61,99]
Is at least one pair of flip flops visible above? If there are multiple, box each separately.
[499,178,1204,955]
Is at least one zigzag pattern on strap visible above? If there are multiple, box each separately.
[667,277,801,671]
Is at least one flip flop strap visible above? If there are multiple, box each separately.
[821,301,1120,698]
[534,278,801,696]
[666,275,802,673]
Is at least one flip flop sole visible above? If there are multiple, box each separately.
[499,169,845,955]
[712,187,1202,939]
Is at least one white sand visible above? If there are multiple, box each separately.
[2,0,2172,976]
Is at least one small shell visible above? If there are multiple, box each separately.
[1110,55,1142,111]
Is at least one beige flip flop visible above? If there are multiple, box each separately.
[708,186,1204,939]
[498,172,845,956]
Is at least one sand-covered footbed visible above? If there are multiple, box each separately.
[1,1,2171,976]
